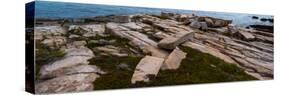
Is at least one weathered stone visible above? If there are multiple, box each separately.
[158,30,194,50]
[153,32,170,39]
[39,47,95,77]
[35,73,99,93]
[39,65,106,79]
[189,21,201,29]
[131,56,164,84]
[95,45,129,57]
[121,22,143,31]
[69,34,80,39]
[41,36,66,48]
[235,30,255,41]
[162,47,187,70]
[117,63,132,71]
[35,26,67,36]
[67,41,87,48]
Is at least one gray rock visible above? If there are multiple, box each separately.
[190,21,201,29]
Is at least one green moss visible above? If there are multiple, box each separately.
[92,46,257,90]
[35,42,65,79]
[89,56,143,90]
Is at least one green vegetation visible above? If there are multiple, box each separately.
[92,46,257,90]
[35,42,65,79]
[89,56,143,90]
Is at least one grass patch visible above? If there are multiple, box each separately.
[89,56,143,90]
[86,35,130,48]
[92,46,257,90]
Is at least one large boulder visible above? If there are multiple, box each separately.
[162,47,187,70]
[35,73,99,93]
[131,56,164,84]
[158,30,194,50]
[189,21,208,30]
[198,16,232,28]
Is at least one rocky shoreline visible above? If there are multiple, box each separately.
[33,12,273,93]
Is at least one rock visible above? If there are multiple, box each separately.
[249,25,273,33]
[189,21,201,29]
[131,56,164,84]
[117,63,132,71]
[41,36,66,48]
[182,42,236,64]
[252,16,259,19]
[35,73,99,93]
[153,32,170,39]
[95,45,129,57]
[143,45,169,58]
[35,26,67,36]
[235,30,255,41]
[121,22,143,31]
[162,47,187,70]
[39,47,94,77]
[158,30,194,50]
[67,41,87,48]
[200,22,208,30]
[83,32,97,38]
[64,47,94,57]
[69,34,80,39]
[39,65,106,79]
[198,16,232,27]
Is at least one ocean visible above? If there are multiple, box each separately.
[34,1,273,27]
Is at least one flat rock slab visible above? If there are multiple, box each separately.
[35,73,99,94]
[158,30,194,50]
[131,56,164,84]
[162,47,187,70]
[39,47,95,78]
[39,65,106,79]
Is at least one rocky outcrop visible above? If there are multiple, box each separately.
[131,56,164,84]
[35,13,274,93]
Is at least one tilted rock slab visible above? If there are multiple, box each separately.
[131,56,164,84]
[158,30,195,50]
[162,47,187,70]
[35,73,99,94]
